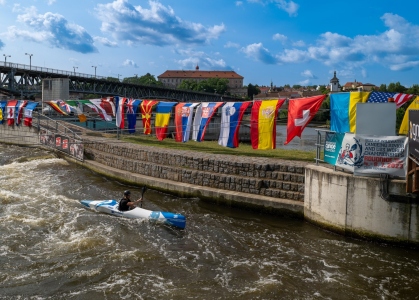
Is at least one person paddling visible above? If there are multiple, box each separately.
[118,190,142,211]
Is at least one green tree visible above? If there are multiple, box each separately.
[178,79,198,91]
[123,73,162,86]
[196,78,229,94]
[378,84,387,92]
[106,77,120,82]
[292,84,302,90]
[406,84,419,95]
[387,82,406,93]
[247,83,261,100]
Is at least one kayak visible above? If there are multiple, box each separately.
[80,200,186,229]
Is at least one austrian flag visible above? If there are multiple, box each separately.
[285,95,326,145]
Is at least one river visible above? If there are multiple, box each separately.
[1,144,418,299]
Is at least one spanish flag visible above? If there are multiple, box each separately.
[155,102,176,140]
[140,100,158,135]
[250,99,285,150]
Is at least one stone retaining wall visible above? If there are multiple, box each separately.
[83,136,308,203]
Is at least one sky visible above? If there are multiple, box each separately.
[1,0,419,88]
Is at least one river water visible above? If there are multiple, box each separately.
[1,144,419,299]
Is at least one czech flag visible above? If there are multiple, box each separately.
[250,99,285,150]
[7,100,18,126]
[24,102,39,127]
[218,101,252,148]
[192,102,224,142]
[174,103,199,142]
[155,102,176,140]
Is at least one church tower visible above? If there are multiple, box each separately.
[330,71,340,92]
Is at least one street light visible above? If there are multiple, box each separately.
[3,54,11,63]
[25,53,33,70]
[73,66,78,75]
[92,65,97,78]
[118,74,121,81]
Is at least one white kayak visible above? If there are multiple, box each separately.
[80,200,186,229]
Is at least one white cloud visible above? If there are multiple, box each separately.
[274,0,299,17]
[236,1,243,6]
[299,79,311,86]
[0,0,5,5]
[292,40,305,47]
[47,0,56,5]
[273,33,287,43]
[224,41,240,48]
[122,59,138,68]
[95,0,226,46]
[301,70,316,78]
[94,36,118,47]
[241,43,278,64]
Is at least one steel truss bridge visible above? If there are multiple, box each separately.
[0,61,242,102]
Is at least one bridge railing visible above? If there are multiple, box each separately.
[1,61,107,80]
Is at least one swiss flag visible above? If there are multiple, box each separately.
[7,100,17,126]
[284,95,326,145]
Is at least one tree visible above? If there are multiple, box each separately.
[106,77,120,82]
[378,84,387,92]
[387,82,406,93]
[178,79,198,91]
[123,73,162,86]
[247,83,261,100]
[292,84,302,90]
[406,84,419,95]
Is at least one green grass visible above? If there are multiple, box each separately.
[117,135,316,161]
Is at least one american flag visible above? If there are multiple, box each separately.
[367,91,414,108]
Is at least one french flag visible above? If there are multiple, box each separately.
[218,101,251,148]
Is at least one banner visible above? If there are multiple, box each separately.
[409,109,419,161]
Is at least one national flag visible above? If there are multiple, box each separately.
[140,100,158,135]
[284,95,326,145]
[7,100,18,126]
[0,101,6,124]
[23,102,39,127]
[399,96,419,135]
[155,102,176,141]
[126,99,141,133]
[330,92,370,133]
[192,102,224,142]
[174,103,199,142]
[218,101,252,148]
[89,99,113,121]
[101,97,116,117]
[250,99,285,150]
[65,100,89,122]
[45,100,69,115]
[114,96,127,129]
[367,91,415,108]
[15,100,28,126]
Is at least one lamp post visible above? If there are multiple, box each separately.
[92,66,97,93]
[3,54,10,63]
[73,66,78,75]
[25,53,33,70]
[118,74,121,81]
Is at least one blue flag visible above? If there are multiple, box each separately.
[126,99,141,133]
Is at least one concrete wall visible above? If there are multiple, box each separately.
[304,165,418,244]
[0,122,40,146]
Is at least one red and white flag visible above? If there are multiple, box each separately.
[89,99,112,121]
[285,95,326,145]
[15,100,28,125]
[394,93,415,108]
[6,100,17,126]
[115,96,127,129]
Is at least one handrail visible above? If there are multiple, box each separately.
[34,111,83,140]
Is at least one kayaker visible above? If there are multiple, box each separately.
[118,190,142,211]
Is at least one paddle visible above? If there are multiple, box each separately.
[140,186,147,208]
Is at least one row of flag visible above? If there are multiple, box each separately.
[0,100,39,127]
[0,95,328,149]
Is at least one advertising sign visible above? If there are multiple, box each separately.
[409,110,419,161]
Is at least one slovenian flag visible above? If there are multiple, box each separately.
[250,99,285,150]
[15,100,28,126]
[23,102,39,127]
[174,103,199,142]
[115,96,127,129]
[140,100,158,135]
[0,101,6,124]
[218,101,252,148]
[127,99,141,133]
[7,100,18,126]
[154,102,176,141]
[192,102,224,142]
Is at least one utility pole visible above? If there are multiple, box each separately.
[25,53,33,70]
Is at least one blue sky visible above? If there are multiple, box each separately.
[1,0,419,88]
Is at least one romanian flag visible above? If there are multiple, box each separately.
[250,99,285,150]
[23,102,39,127]
[218,101,252,148]
[285,95,326,145]
[330,92,370,133]
[140,100,158,135]
[174,103,199,142]
[0,101,6,124]
[192,102,224,142]
[399,96,419,135]
[7,100,18,126]
[155,102,176,140]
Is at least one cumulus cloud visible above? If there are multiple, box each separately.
[273,33,287,43]
[241,43,278,64]
[122,59,138,68]
[243,13,419,73]
[6,6,97,53]
[301,70,316,79]
[94,36,118,47]
[248,0,299,16]
[224,41,240,48]
[95,0,226,46]
[175,48,229,70]
[292,40,305,47]
[47,0,56,5]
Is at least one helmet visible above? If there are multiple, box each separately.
[123,190,131,196]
